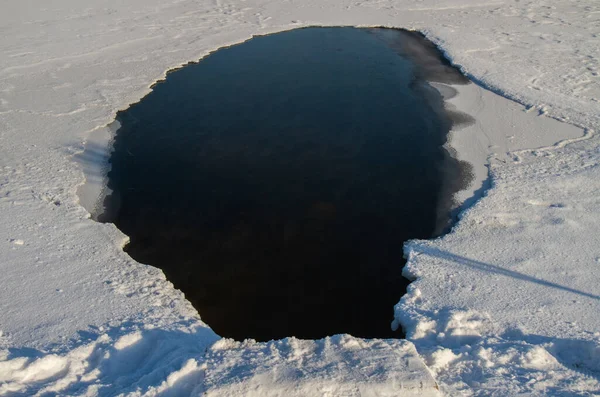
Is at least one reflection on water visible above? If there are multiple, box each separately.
[103,27,470,341]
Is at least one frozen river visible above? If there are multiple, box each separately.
[0,0,597,395]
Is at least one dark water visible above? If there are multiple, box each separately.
[103,27,470,341]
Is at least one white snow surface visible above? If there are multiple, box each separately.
[1,0,599,395]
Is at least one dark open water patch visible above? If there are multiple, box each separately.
[101,27,472,341]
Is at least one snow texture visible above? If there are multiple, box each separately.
[1,0,599,395]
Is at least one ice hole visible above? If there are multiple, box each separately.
[94,27,472,341]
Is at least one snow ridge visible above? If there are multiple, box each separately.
[0,320,218,396]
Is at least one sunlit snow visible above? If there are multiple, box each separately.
[0,0,599,395]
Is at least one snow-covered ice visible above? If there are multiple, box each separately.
[395,141,600,395]
[1,0,599,395]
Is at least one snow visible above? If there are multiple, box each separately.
[394,142,600,395]
[0,329,439,396]
[201,336,439,396]
[1,0,599,395]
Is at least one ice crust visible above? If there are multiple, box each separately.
[1,0,599,395]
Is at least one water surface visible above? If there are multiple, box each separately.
[104,27,470,341]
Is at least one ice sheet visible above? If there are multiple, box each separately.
[1,0,599,394]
